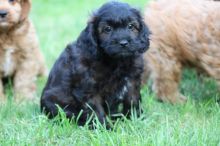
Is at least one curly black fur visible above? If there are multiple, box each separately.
[40,1,150,126]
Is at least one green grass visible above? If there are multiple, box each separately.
[0,0,220,145]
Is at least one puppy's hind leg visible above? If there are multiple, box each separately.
[149,54,187,104]
[41,88,78,120]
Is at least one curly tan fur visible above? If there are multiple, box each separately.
[143,0,220,103]
[0,0,47,103]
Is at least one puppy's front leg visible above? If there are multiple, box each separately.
[87,96,107,125]
[123,79,142,118]
[14,57,39,101]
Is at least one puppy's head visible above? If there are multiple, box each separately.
[82,2,150,59]
[0,0,31,29]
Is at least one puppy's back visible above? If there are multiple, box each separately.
[145,0,220,58]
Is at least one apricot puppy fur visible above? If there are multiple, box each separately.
[0,0,46,102]
[143,0,220,103]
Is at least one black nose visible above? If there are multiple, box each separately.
[0,10,8,18]
[119,40,129,47]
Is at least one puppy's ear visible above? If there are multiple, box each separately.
[132,8,151,51]
[77,15,98,58]
[20,0,31,21]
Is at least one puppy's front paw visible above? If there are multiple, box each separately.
[157,93,187,104]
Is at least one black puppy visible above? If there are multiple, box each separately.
[41,2,150,126]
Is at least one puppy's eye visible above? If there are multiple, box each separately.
[103,26,112,33]
[128,23,135,30]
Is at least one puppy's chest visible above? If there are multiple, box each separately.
[96,69,131,101]
[0,45,18,77]
[92,62,132,91]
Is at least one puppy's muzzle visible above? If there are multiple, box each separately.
[119,40,129,47]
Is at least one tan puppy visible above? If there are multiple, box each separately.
[0,0,46,102]
[143,0,220,103]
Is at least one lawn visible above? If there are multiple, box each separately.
[0,0,220,145]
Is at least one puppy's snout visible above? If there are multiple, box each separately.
[119,40,129,47]
[0,10,8,18]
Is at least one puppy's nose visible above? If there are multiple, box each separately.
[0,10,8,18]
[119,40,129,47]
